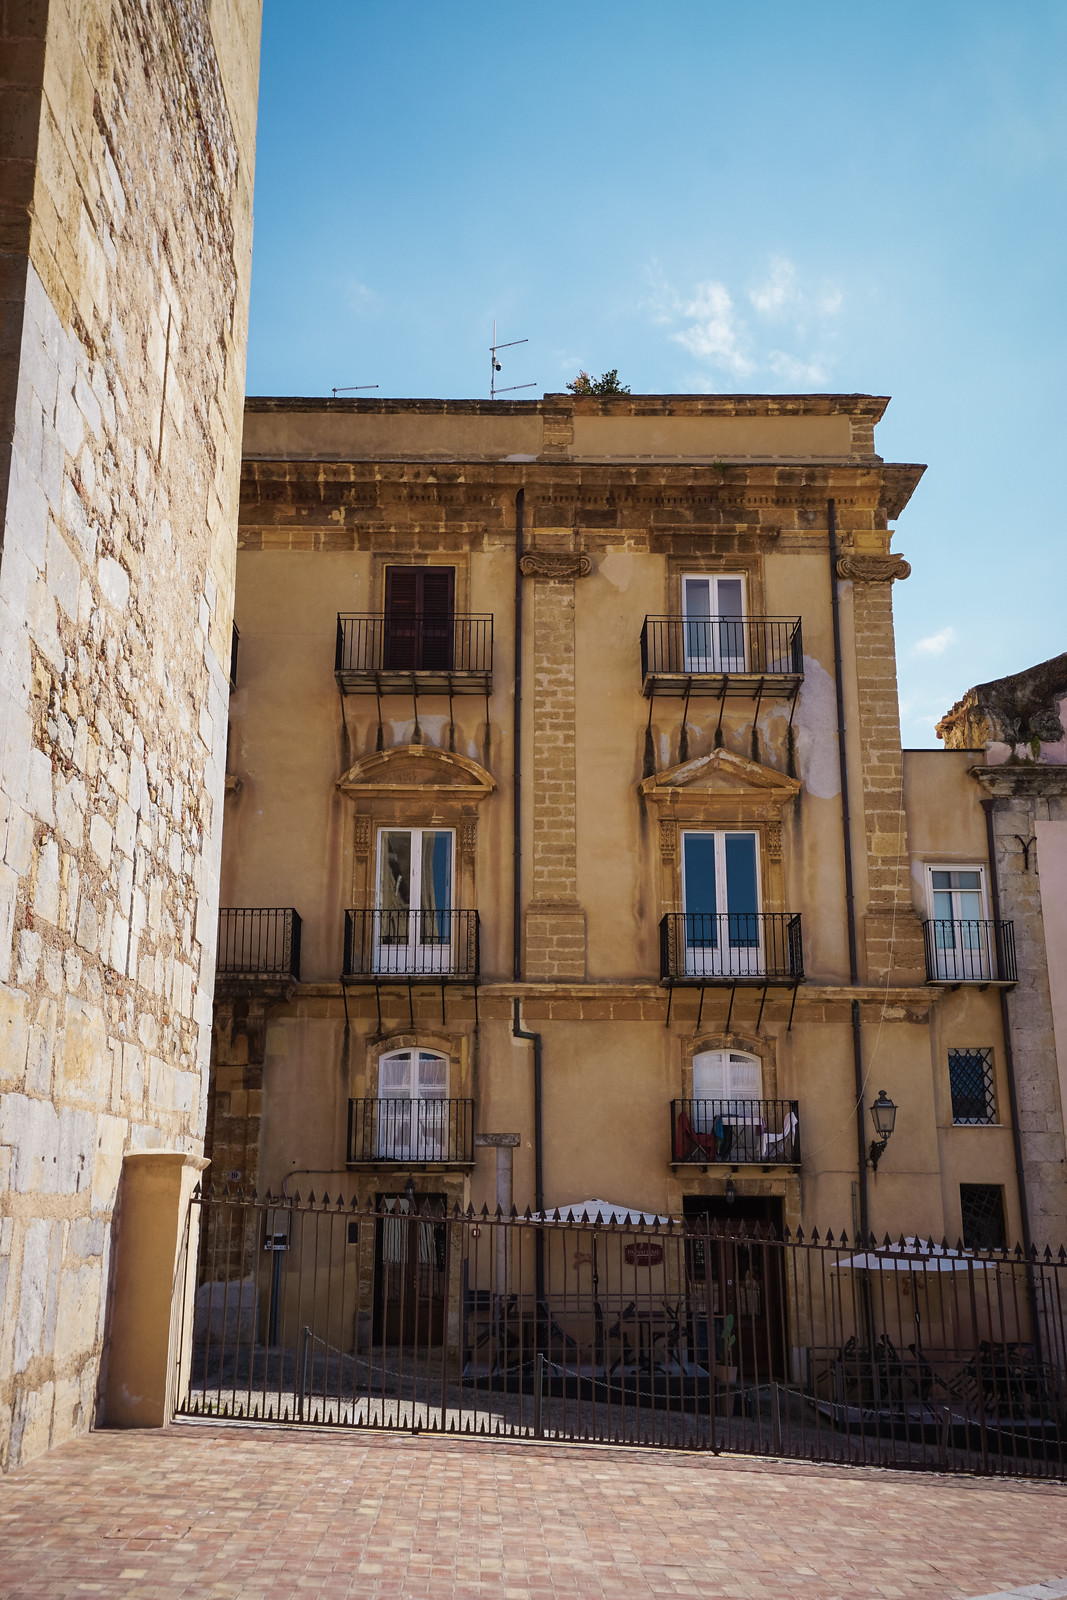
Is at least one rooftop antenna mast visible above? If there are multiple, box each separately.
[490,322,535,400]
[331,385,379,398]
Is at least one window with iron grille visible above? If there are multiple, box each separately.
[960,1183,1007,1251]
[948,1048,996,1125]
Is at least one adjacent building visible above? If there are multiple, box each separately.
[0,0,262,1471]
[208,392,1065,1363]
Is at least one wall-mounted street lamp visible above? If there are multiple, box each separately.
[725,1178,737,1207]
[868,1090,897,1171]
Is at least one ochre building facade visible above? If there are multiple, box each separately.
[212,392,1065,1314]
[0,0,262,1471]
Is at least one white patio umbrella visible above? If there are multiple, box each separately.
[536,1199,676,1225]
[834,1237,984,1272]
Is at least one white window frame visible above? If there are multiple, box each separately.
[374,826,455,975]
[680,829,763,977]
[691,1050,766,1162]
[681,573,747,672]
[375,1048,451,1161]
[925,864,991,982]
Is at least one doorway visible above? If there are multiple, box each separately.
[373,1192,449,1345]
[682,1195,787,1379]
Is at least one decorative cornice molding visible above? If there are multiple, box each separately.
[969,764,1067,798]
[519,551,592,580]
[836,553,911,583]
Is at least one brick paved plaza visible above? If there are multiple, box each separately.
[1,1424,1066,1599]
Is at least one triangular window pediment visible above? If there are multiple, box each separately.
[639,748,799,805]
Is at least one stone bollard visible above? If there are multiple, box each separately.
[102,1152,209,1428]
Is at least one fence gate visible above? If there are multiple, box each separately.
[174,1187,1067,1478]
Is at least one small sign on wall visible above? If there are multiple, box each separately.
[625,1242,665,1267]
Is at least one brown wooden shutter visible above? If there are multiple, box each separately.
[384,567,454,671]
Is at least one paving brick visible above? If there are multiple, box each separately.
[0,1424,1065,1599]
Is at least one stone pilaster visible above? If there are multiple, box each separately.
[972,766,1067,1246]
[839,553,926,983]
[522,545,590,980]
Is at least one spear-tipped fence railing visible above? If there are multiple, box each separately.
[176,1186,1067,1476]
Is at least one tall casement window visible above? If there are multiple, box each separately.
[376,827,454,974]
[926,866,991,981]
[375,1049,450,1160]
[681,830,761,976]
[682,573,746,672]
[960,1183,1007,1252]
[948,1048,997,1125]
[383,566,455,671]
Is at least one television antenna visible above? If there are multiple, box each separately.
[331,385,379,398]
[490,322,535,400]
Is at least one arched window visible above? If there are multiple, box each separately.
[692,1050,763,1162]
[375,1049,450,1160]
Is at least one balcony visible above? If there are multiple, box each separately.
[335,614,493,695]
[641,616,803,699]
[671,1098,800,1167]
[347,1098,475,1166]
[659,912,804,986]
[216,908,301,981]
[922,920,1017,985]
[343,909,480,982]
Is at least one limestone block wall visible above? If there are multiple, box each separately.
[0,0,261,1470]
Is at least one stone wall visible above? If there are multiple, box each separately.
[0,0,260,1471]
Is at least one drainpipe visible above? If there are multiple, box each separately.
[510,487,546,1298]
[980,799,1035,1274]
[828,499,870,1244]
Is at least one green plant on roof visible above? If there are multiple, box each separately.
[566,368,631,396]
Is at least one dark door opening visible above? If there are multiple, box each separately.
[383,567,455,671]
[683,1194,787,1379]
[372,1192,449,1345]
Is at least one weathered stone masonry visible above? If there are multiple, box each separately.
[0,0,260,1471]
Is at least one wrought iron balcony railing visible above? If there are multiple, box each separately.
[671,1098,800,1166]
[347,1098,475,1165]
[335,614,493,693]
[641,616,803,696]
[217,908,302,981]
[659,912,803,984]
[922,919,1017,985]
[343,909,480,982]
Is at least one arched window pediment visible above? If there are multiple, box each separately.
[338,744,496,802]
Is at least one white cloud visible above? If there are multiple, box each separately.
[670,282,754,376]
[912,627,957,658]
[748,256,797,316]
[343,278,379,313]
[647,256,842,389]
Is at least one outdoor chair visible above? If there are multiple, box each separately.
[676,1109,717,1162]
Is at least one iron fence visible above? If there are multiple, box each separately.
[641,617,803,684]
[671,1099,800,1166]
[347,1098,475,1166]
[660,912,803,983]
[923,919,1017,984]
[217,908,301,980]
[343,909,479,981]
[335,614,493,686]
[176,1188,1067,1476]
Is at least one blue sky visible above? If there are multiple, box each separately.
[247,1,1066,745]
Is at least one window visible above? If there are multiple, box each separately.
[691,1051,766,1163]
[960,1184,1007,1252]
[682,573,746,672]
[949,1048,997,1125]
[375,1049,450,1160]
[383,567,455,671]
[376,827,454,974]
[927,866,992,981]
[681,830,761,976]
